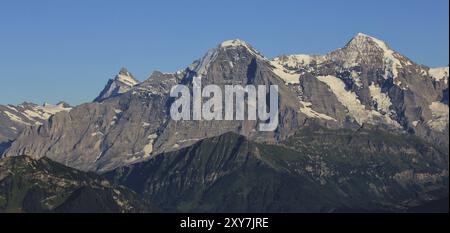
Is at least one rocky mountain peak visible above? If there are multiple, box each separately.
[219,39,251,48]
[119,67,131,76]
[270,33,404,81]
[115,67,139,86]
[94,68,139,102]
[346,33,392,51]
[219,39,266,60]
[190,39,267,76]
[333,33,406,79]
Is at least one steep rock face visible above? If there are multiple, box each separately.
[3,82,171,172]
[153,39,303,153]
[0,102,71,151]
[0,155,154,213]
[106,129,448,212]
[3,34,449,172]
[272,33,449,145]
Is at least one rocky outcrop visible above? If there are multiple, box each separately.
[94,68,139,102]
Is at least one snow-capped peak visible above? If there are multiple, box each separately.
[191,39,267,76]
[220,39,250,48]
[93,68,139,102]
[346,33,403,78]
[219,39,266,60]
[119,67,133,77]
[116,68,139,87]
[354,32,377,40]
[347,33,392,51]
[356,32,370,37]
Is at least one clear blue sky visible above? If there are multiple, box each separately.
[0,0,448,105]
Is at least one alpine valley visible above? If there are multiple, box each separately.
[0,33,448,212]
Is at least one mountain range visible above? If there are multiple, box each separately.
[0,33,448,212]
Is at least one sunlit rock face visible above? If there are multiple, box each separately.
[3,34,448,172]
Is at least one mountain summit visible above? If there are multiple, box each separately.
[94,68,139,102]
[346,32,393,50]
[189,38,266,76]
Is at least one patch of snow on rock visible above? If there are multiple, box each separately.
[369,83,393,115]
[299,101,336,121]
[429,67,449,84]
[270,60,301,84]
[317,75,400,127]
[427,102,449,132]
